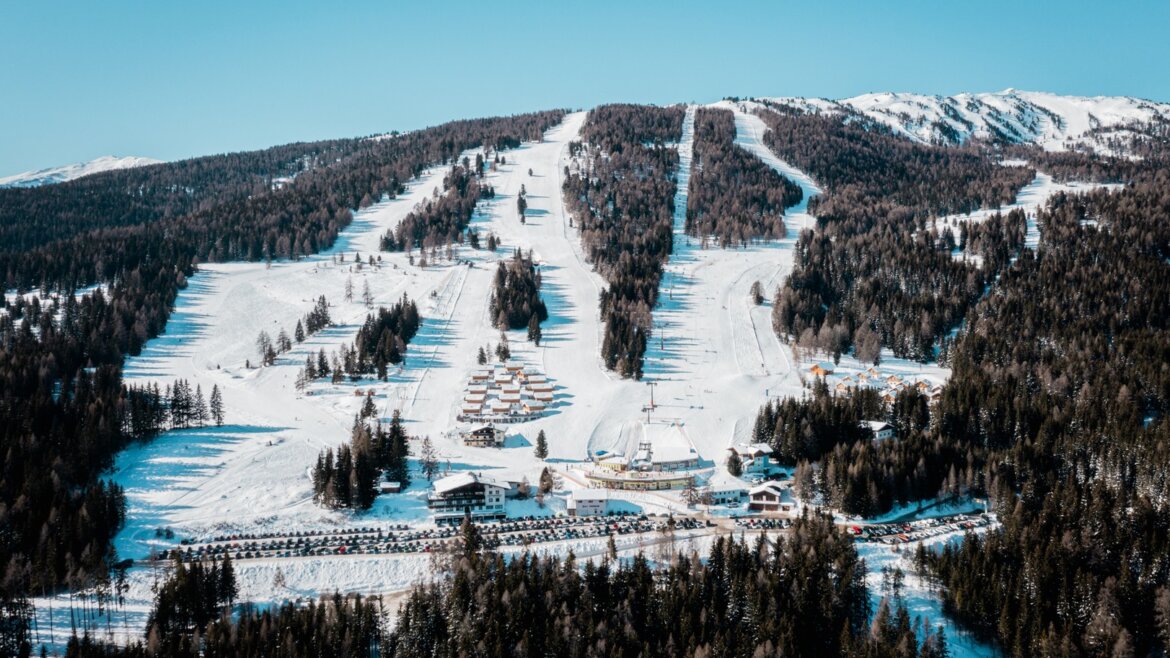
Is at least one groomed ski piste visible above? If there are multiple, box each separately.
[29,107,1000,657]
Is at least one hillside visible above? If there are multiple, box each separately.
[0,155,163,187]
[765,89,1170,154]
[1,92,1167,658]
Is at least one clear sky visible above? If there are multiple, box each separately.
[1,0,1166,175]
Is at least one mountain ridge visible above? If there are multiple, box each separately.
[760,89,1170,154]
[0,154,163,188]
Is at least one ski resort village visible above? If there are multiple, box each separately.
[7,88,1168,658]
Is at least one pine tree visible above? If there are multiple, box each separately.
[362,280,373,308]
[193,385,208,427]
[386,411,412,488]
[294,320,305,342]
[420,437,439,481]
[218,554,237,607]
[528,314,542,345]
[317,348,330,378]
[535,430,549,460]
[496,332,511,362]
[477,346,488,365]
[361,392,378,419]
[256,331,272,366]
[459,511,483,559]
[345,276,354,302]
[682,477,700,506]
[209,385,224,426]
[750,280,764,305]
[727,450,743,477]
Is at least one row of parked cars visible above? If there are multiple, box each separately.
[161,515,710,563]
[850,513,990,544]
[189,525,412,545]
[732,517,793,530]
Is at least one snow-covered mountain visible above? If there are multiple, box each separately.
[0,155,163,188]
[763,89,1170,154]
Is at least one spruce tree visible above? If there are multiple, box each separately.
[361,392,377,419]
[727,451,743,477]
[194,385,208,427]
[420,437,439,481]
[218,554,237,607]
[535,430,549,460]
[209,384,224,426]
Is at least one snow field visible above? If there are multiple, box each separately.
[766,89,1170,156]
[0,155,162,188]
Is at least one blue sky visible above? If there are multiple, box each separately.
[1,0,1165,175]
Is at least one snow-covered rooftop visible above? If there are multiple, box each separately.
[432,472,508,494]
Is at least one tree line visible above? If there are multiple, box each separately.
[295,294,421,389]
[60,555,382,658]
[758,103,1035,361]
[687,107,802,246]
[563,104,685,378]
[758,146,1170,654]
[49,513,951,658]
[380,161,496,258]
[389,512,945,658]
[312,411,412,509]
[489,248,547,343]
[0,139,367,258]
[916,161,1170,657]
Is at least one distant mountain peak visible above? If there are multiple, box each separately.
[0,155,163,188]
[760,90,1170,156]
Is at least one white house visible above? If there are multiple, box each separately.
[709,485,746,505]
[567,490,611,517]
[862,420,895,442]
[748,481,792,513]
[729,443,775,473]
[428,472,508,522]
[460,425,505,448]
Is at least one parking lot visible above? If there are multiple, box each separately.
[849,513,991,544]
[160,514,712,563]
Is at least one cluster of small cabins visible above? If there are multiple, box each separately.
[459,363,555,423]
[809,362,942,405]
